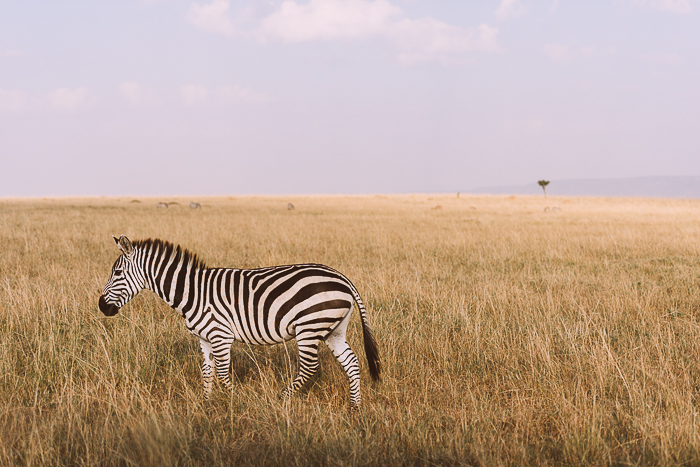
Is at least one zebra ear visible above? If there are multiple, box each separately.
[114,235,134,256]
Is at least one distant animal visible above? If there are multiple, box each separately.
[287,203,295,210]
[190,202,202,209]
[98,236,381,409]
[157,202,168,209]
[544,207,550,212]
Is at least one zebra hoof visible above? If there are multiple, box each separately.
[280,388,295,401]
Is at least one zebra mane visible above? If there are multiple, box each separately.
[132,238,208,270]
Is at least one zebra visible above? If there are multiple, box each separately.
[98,235,381,409]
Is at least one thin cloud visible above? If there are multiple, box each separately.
[495,0,525,21]
[188,0,499,63]
[391,21,499,64]
[181,84,273,105]
[0,49,24,57]
[544,43,571,61]
[218,85,272,103]
[580,46,594,57]
[0,89,27,112]
[119,82,151,106]
[187,0,237,37]
[48,87,96,112]
[643,52,682,65]
[180,84,210,106]
[257,0,403,41]
[544,43,595,61]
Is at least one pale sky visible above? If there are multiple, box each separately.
[1,0,699,196]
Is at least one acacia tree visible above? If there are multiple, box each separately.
[538,180,550,197]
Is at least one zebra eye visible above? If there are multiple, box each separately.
[114,269,123,276]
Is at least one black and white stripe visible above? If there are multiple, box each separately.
[99,235,381,408]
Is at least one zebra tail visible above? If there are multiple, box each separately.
[350,285,382,381]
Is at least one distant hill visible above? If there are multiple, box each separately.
[467,176,700,199]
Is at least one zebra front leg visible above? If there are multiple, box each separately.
[199,338,215,400]
[281,338,320,400]
[211,336,235,392]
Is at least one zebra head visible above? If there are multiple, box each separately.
[98,235,146,316]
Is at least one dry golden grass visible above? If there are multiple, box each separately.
[2,194,700,466]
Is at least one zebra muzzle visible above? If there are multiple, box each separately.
[98,295,120,316]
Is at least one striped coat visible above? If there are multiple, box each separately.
[99,236,381,408]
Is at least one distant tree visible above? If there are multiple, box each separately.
[538,180,550,197]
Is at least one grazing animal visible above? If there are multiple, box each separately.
[287,203,295,210]
[157,202,168,209]
[190,202,202,209]
[98,236,381,409]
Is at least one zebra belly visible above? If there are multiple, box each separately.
[273,290,354,341]
[226,291,353,345]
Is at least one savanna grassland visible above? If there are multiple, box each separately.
[2,194,700,466]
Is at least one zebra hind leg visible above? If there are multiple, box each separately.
[325,338,361,410]
[325,311,362,410]
[281,337,320,401]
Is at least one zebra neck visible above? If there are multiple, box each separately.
[145,253,207,314]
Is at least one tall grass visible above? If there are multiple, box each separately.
[2,194,700,465]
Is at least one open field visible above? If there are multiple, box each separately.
[2,194,700,466]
